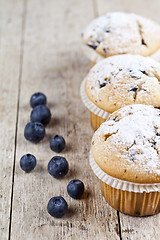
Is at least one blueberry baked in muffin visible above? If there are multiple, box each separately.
[90,104,160,216]
[82,12,160,64]
[81,54,160,130]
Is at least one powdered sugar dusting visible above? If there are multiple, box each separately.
[96,105,160,175]
[87,54,160,87]
[82,12,160,58]
[83,12,137,49]
[85,54,160,112]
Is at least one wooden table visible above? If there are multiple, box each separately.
[1,0,160,239]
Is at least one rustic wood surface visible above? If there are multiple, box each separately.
[0,0,24,239]
[0,0,160,239]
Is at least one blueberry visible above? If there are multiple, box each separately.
[30,92,47,108]
[67,179,85,199]
[48,156,69,178]
[47,196,68,218]
[20,154,36,172]
[24,121,45,143]
[30,105,51,126]
[50,135,66,153]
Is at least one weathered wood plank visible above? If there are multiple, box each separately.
[96,0,160,22]
[120,214,160,240]
[0,0,24,239]
[96,0,160,239]
[10,0,120,239]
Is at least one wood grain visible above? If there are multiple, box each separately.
[9,0,120,239]
[96,0,160,239]
[2,0,160,239]
[96,0,160,23]
[0,0,24,239]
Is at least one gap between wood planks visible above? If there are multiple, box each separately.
[117,211,122,240]
[8,0,27,239]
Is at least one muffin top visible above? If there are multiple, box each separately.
[85,54,160,113]
[82,12,160,58]
[91,104,160,183]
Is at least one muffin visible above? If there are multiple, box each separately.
[90,104,160,216]
[80,54,160,130]
[81,12,160,65]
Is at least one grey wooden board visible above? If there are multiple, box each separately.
[8,0,120,239]
[0,0,24,239]
[1,0,160,239]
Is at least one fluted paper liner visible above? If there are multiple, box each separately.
[89,150,160,193]
[80,78,110,119]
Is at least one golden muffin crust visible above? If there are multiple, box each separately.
[91,105,160,183]
[82,12,160,58]
[85,54,160,113]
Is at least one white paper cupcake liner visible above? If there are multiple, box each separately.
[80,78,110,119]
[81,44,104,63]
[89,150,160,193]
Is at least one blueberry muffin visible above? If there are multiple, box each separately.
[82,12,160,64]
[90,104,160,216]
[82,54,160,130]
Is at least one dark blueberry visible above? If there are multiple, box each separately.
[98,80,108,88]
[129,86,138,92]
[141,38,147,46]
[103,47,107,55]
[30,105,51,126]
[152,141,157,146]
[50,135,66,153]
[129,152,135,161]
[99,82,107,88]
[112,116,118,122]
[48,156,69,178]
[20,154,36,172]
[67,179,85,199]
[87,42,97,50]
[30,92,47,108]
[140,70,147,75]
[47,196,68,218]
[24,121,45,143]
